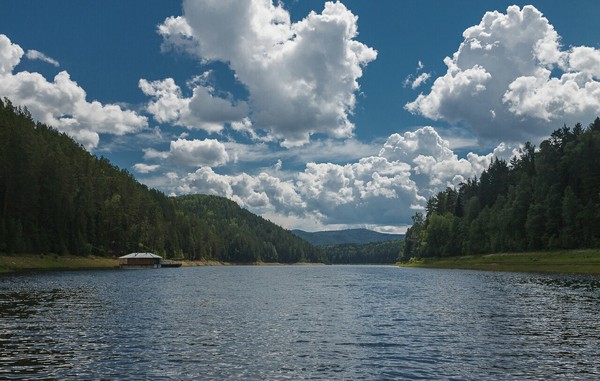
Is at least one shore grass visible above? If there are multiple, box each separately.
[0,254,119,274]
[398,249,600,274]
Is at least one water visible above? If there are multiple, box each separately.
[0,266,599,380]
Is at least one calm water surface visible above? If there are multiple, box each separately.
[0,266,599,380]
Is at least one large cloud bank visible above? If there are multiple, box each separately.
[148,0,377,147]
[158,127,513,230]
[406,5,600,144]
[0,34,147,150]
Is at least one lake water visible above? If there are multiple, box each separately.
[0,266,599,380]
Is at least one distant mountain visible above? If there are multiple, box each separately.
[292,228,404,246]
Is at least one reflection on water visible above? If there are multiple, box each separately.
[0,267,599,380]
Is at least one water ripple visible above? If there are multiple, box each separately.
[0,267,599,379]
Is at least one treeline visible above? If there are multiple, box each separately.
[0,98,322,263]
[322,240,403,264]
[402,118,600,261]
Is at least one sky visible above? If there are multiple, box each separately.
[1,0,600,233]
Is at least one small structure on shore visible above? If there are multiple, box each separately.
[119,252,162,268]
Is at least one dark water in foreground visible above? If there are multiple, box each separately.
[0,266,599,380]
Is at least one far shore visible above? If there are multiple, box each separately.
[398,249,600,275]
[179,260,325,267]
[0,254,325,274]
[11,250,600,275]
[0,254,120,274]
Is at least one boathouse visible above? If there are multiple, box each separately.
[119,252,162,268]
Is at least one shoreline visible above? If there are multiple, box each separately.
[0,255,325,274]
[0,254,120,274]
[179,260,326,267]
[9,250,600,275]
[397,249,600,275]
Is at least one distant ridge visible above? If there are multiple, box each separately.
[292,228,404,246]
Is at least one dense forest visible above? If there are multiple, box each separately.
[321,240,403,264]
[0,98,322,263]
[402,118,600,261]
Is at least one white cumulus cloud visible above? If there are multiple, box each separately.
[0,34,147,150]
[157,0,377,147]
[169,138,229,167]
[406,5,600,144]
[144,138,229,168]
[133,163,161,174]
[0,34,22,74]
[139,77,248,133]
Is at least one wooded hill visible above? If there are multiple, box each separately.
[402,118,600,261]
[321,240,403,264]
[292,228,404,245]
[0,98,322,263]
[292,228,404,264]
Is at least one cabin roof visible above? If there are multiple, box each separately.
[119,252,162,259]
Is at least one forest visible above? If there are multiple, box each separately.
[402,118,600,261]
[0,98,322,263]
[321,240,403,264]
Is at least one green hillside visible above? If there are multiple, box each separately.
[321,240,403,264]
[402,118,600,261]
[0,97,321,263]
[173,195,323,263]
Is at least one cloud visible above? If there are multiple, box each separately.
[25,49,60,67]
[144,138,229,168]
[152,126,513,229]
[406,5,600,144]
[0,34,22,74]
[231,117,272,142]
[296,157,423,225]
[222,138,381,168]
[157,0,377,147]
[411,72,431,89]
[568,46,600,78]
[139,77,248,133]
[158,16,196,54]
[177,167,307,213]
[169,138,229,167]
[0,34,147,150]
[503,70,600,123]
[132,163,160,174]
[404,61,431,89]
[379,126,455,163]
[378,126,510,195]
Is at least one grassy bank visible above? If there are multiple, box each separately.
[0,254,119,274]
[398,249,600,274]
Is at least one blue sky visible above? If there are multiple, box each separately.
[2,1,600,232]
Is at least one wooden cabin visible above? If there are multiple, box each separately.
[119,252,162,268]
